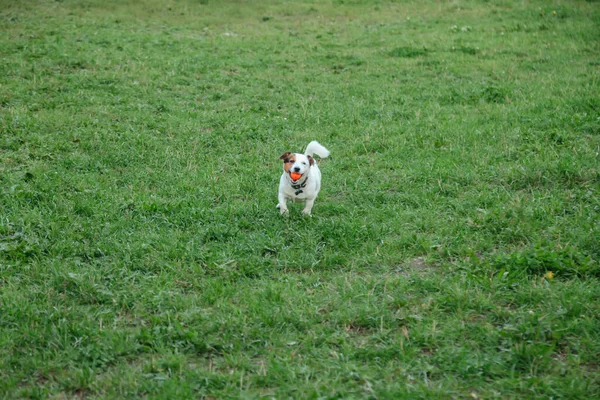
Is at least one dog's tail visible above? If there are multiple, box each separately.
[305,141,330,159]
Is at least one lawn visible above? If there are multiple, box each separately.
[1,0,599,398]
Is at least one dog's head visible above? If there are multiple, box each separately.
[280,152,314,182]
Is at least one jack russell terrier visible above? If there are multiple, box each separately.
[277,141,330,216]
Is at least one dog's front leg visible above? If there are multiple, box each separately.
[301,198,315,216]
[277,193,289,215]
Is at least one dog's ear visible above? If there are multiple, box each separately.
[280,152,291,162]
[308,155,315,166]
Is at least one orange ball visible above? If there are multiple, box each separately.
[290,172,302,181]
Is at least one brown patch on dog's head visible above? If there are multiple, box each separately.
[280,152,296,173]
[307,155,315,166]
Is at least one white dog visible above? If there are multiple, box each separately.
[277,141,330,216]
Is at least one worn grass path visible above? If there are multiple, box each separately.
[1,0,599,398]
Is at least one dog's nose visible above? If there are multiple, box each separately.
[293,166,301,172]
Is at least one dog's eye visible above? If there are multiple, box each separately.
[302,162,307,165]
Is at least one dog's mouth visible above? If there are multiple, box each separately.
[289,172,303,182]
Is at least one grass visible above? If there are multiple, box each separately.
[1,0,599,397]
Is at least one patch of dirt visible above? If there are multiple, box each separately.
[395,257,439,275]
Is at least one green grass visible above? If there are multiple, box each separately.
[1,0,599,397]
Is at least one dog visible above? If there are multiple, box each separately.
[277,141,330,216]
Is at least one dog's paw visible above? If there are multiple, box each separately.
[301,209,312,216]
[279,208,289,216]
